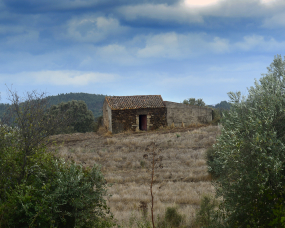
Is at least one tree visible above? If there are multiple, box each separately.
[207,55,285,227]
[0,90,114,227]
[49,100,95,134]
[2,90,74,184]
[183,98,206,106]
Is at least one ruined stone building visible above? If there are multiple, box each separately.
[103,95,167,134]
[103,95,212,134]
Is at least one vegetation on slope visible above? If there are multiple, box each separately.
[0,92,106,119]
[0,90,113,228]
[47,92,105,118]
[205,55,285,227]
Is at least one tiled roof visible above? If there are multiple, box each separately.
[105,95,165,110]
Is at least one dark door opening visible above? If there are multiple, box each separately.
[139,115,147,131]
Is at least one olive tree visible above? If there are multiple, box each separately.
[183,98,206,106]
[49,100,95,134]
[208,55,285,227]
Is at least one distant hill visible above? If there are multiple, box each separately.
[214,101,231,110]
[208,100,231,110]
[0,92,106,119]
[47,93,106,118]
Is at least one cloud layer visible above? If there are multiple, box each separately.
[0,0,284,104]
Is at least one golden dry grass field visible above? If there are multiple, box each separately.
[48,124,221,227]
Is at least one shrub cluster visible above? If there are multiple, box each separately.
[0,91,114,228]
[205,55,285,227]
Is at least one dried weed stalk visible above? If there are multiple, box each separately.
[143,142,163,228]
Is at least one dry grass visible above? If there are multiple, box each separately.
[48,124,221,227]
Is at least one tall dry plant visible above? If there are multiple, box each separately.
[143,142,163,228]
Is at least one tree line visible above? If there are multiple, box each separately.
[0,92,106,119]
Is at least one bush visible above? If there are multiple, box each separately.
[157,207,184,228]
[183,98,206,106]
[94,115,103,132]
[194,196,219,228]
[0,148,114,228]
[49,100,95,134]
[205,146,219,179]
[207,55,285,227]
[0,91,115,228]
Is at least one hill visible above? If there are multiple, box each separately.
[208,100,231,110]
[48,124,221,227]
[47,92,106,118]
[0,92,106,119]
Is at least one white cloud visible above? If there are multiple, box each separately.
[262,13,285,28]
[118,4,203,24]
[0,71,119,86]
[95,44,138,65]
[118,0,285,25]
[64,16,128,43]
[136,32,230,59]
[234,35,285,51]
[184,0,222,7]
[260,0,279,4]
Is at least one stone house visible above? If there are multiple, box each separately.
[103,95,167,134]
[103,95,213,134]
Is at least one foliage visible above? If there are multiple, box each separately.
[2,90,74,183]
[94,115,104,132]
[194,196,219,228]
[0,91,115,228]
[211,109,222,125]
[0,92,106,120]
[210,101,231,125]
[207,55,285,227]
[205,146,219,179]
[163,207,183,227]
[49,100,95,134]
[214,101,231,110]
[0,103,9,120]
[183,98,206,106]
[0,148,114,227]
[47,92,105,118]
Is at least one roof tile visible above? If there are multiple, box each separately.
[105,95,165,110]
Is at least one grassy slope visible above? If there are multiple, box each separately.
[48,124,221,227]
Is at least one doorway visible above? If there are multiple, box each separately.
[139,115,147,131]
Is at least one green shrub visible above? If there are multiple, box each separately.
[207,55,285,227]
[156,207,184,228]
[0,124,114,228]
[194,196,219,228]
[183,98,206,106]
[205,146,219,179]
[0,155,114,228]
[49,100,95,134]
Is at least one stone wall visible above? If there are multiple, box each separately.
[102,100,112,132]
[111,107,167,134]
[164,101,212,127]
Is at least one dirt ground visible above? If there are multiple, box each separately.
[48,124,221,227]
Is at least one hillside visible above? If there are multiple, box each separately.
[0,92,106,119]
[47,92,106,118]
[208,100,231,110]
[48,124,221,227]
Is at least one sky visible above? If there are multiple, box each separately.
[0,0,284,105]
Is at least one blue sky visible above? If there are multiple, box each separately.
[0,0,284,105]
